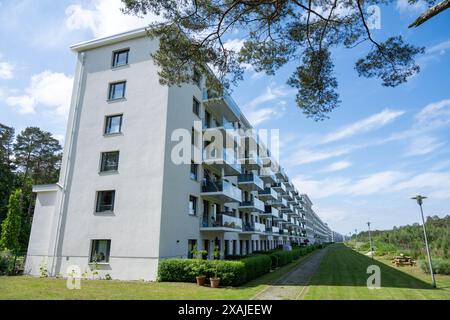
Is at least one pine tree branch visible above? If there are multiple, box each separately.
[409,0,450,28]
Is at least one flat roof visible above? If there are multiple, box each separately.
[33,184,61,193]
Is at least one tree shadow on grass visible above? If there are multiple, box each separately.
[308,244,435,290]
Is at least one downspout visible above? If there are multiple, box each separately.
[50,52,86,276]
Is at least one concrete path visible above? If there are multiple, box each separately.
[253,248,329,300]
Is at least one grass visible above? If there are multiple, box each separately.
[0,250,316,300]
[303,243,450,300]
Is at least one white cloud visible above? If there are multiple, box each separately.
[415,98,450,128]
[405,135,444,156]
[396,0,427,14]
[321,109,405,144]
[246,106,285,126]
[349,171,406,196]
[0,61,14,79]
[321,161,352,173]
[65,0,160,38]
[244,83,293,110]
[427,39,450,55]
[6,71,73,115]
[224,38,245,52]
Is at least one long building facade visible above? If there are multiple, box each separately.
[24,28,332,281]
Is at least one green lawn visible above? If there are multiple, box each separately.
[304,243,450,300]
[0,252,313,300]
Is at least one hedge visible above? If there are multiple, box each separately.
[420,258,450,275]
[158,254,271,286]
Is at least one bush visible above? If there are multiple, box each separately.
[158,255,270,286]
[420,258,450,275]
[0,251,24,275]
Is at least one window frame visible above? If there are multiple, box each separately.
[104,114,123,135]
[95,190,116,213]
[112,49,130,68]
[108,81,127,101]
[189,195,197,216]
[190,161,198,181]
[100,151,120,173]
[193,69,201,88]
[89,239,111,263]
[192,97,200,117]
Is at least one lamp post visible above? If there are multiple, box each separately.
[367,222,373,259]
[411,195,436,288]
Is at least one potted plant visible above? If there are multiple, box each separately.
[210,245,221,288]
[191,245,207,286]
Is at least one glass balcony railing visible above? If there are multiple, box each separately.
[238,173,264,190]
[201,212,243,230]
[263,205,279,218]
[239,197,265,212]
[267,226,279,234]
[203,89,241,120]
[201,179,242,202]
[258,187,277,200]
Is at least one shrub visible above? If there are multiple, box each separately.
[269,254,279,269]
[241,255,271,281]
[420,258,450,275]
[0,251,24,275]
[158,255,271,286]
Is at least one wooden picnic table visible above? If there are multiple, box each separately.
[392,255,416,267]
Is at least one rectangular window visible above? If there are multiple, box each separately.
[96,190,115,212]
[104,115,123,135]
[191,127,195,146]
[188,239,197,259]
[100,151,119,172]
[112,49,129,67]
[108,81,126,100]
[193,69,201,88]
[192,97,200,116]
[90,240,111,263]
[190,161,198,181]
[189,196,197,215]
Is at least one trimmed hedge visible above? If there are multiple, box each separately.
[158,254,271,286]
[158,244,322,286]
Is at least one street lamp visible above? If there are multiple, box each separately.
[411,195,436,288]
[367,222,373,259]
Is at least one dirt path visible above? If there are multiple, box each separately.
[252,248,329,300]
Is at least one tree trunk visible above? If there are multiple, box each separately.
[409,0,450,28]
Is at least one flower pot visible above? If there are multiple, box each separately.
[196,275,206,286]
[210,277,221,288]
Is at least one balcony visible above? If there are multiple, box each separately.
[260,205,279,219]
[237,173,264,191]
[266,226,279,234]
[272,182,287,194]
[271,197,288,208]
[239,153,263,170]
[203,121,241,144]
[279,228,289,235]
[239,197,265,212]
[200,212,243,232]
[243,222,266,233]
[259,167,277,184]
[281,204,294,214]
[284,180,295,191]
[201,179,242,203]
[258,187,277,201]
[275,167,288,181]
[282,191,294,201]
[274,212,288,222]
[203,89,241,122]
[203,148,241,176]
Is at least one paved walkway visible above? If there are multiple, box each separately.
[253,248,329,300]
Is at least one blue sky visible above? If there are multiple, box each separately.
[1,0,449,235]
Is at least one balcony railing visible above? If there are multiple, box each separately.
[262,205,279,218]
[239,197,265,212]
[201,179,242,202]
[203,89,241,120]
[266,226,279,234]
[258,187,277,200]
[272,182,287,193]
[240,153,263,168]
[201,212,243,230]
[238,173,264,190]
[203,148,241,175]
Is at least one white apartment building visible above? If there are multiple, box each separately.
[24,28,332,281]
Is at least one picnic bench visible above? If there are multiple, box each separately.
[391,254,416,267]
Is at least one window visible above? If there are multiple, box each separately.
[108,81,126,100]
[189,196,197,215]
[190,161,198,181]
[191,127,196,146]
[192,97,200,116]
[193,69,201,88]
[105,115,123,135]
[112,49,129,67]
[100,151,119,172]
[90,240,111,263]
[96,190,115,212]
[188,239,197,259]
